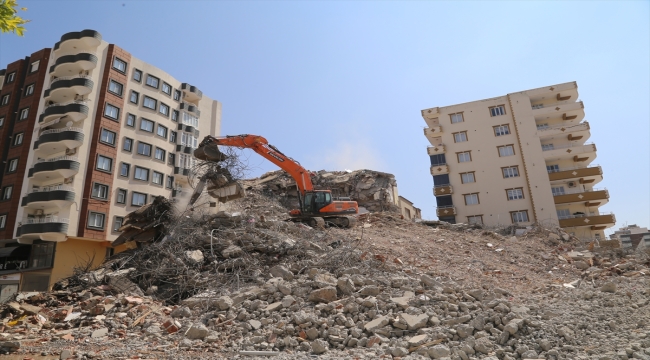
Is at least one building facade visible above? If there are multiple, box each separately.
[0,30,221,300]
[422,82,614,241]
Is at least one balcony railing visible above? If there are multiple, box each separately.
[537,122,587,132]
[39,127,83,136]
[558,212,612,220]
[24,216,69,224]
[36,155,79,163]
[29,184,74,194]
[541,142,594,151]
[552,187,606,196]
[547,164,600,174]
[46,99,87,108]
[434,184,451,188]
[50,75,91,85]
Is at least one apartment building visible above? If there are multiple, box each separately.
[422,82,615,241]
[0,30,221,300]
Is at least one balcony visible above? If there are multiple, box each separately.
[433,184,453,196]
[39,101,89,123]
[49,52,98,77]
[33,127,84,158]
[174,167,190,176]
[53,30,102,57]
[430,164,449,176]
[531,100,583,119]
[541,142,597,163]
[177,123,198,134]
[16,217,69,242]
[176,145,194,154]
[559,213,615,229]
[181,83,203,103]
[548,166,602,184]
[423,126,443,139]
[180,102,201,117]
[44,76,93,103]
[28,156,80,182]
[427,144,446,156]
[537,121,590,141]
[21,185,75,209]
[436,205,457,217]
[553,188,609,206]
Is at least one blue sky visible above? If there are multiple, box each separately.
[2,1,648,234]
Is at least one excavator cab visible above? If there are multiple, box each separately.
[302,190,332,215]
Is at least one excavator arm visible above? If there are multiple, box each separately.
[194,134,314,195]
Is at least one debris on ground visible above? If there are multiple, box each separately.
[1,173,649,359]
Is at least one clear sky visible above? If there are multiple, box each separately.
[2,1,648,235]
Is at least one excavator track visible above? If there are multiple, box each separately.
[323,215,357,228]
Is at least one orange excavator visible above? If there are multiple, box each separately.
[190,134,359,228]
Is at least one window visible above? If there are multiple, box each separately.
[457,151,471,163]
[464,193,479,205]
[134,166,149,181]
[171,110,179,122]
[113,216,124,232]
[0,116,4,127]
[152,171,163,185]
[19,107,29,120]
[137,142,152,156]
[180,133,198,148]
[7,158,18,173]
[541,144,554,151]
[536,123,549,130]
[174,90,181,101]
[498,145,515,157]
[0,214,6,229]
[489,105,506,117]
[467,215,483,225]
[453,131,467,143]
[143,96,156,110]
[0,94,9,106]
[168,153,175,166]
[166,176,174,189]
[24,84,34,96]
[546,164,560,173]
[145,75,159,89]
[108,80,123,96]
[104,103,120,120]
[123,137,133,152]
[1,186,13,200]
[133,69,142,82]
[129,91,139,104]
[100,129,116,145]
[88,212,105,229]
[6,72,15,83]
[506,188,524,200]
[30,60,40,73]
[159,103,169,116]
[126,113,136,127]
[91,183,109,200]
[112,57,127,73]
[460,172,475,184]
[493,124,510,136]
[502,166,519,178]
[551,186,565,196]
[156,124,167,138]
[12,132,24,146]
[556,209,571,219]
[132,192,147,206]
[450,113,464,123]
[140,118,154,132]
[119,162,130,177]
[511,210,529,223]
[30,243,54,269]
[96,155,113,172]
[182,112,199,127]
[162,82,172,95]
[116,189,127,204]
[170,131,177,143]
[154,147,166,161]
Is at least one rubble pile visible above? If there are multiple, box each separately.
[1,186,649,359]
[243,169,400,213]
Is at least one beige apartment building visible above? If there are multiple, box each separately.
[422,82,615,241]
[0,30,220,299]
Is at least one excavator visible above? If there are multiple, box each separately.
[189,134,359,228]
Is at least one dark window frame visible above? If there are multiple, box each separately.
[166,175,174,189]
[145,74,160,89]
[24,83,35,97]
[154,147,166,161]
[133,68,143,83]
[156,124,168,139]
[18,107,29,121]
[0,94,10,106]
[108,79,124,97]
[99,128,117,146]
[140,118,154,133]
[133,166,150,182]
[162,82,172,95]
[119,162,130,178]
[104,103,120,121]
[173,89,181,101]
[131,192,147,206]
[87,211,106,230]
[0,213,7,229]
[12,132,24,146]
[143,95,157,110]
[137,142,152,157]
[116,188,127,204]
[126,113,136,127]
[123,137,133,152]
[112,57,127,74]
[1,185,13,201]
[152,170,164,186]
[6,157,19,173]
[113,216,125,232]
[91,182,110,200]
[129,90,139,104]
[5,71,16,84]
[96,154,113,173]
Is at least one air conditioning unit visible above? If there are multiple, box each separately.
[568,182,576,188]
[34,209,44,216]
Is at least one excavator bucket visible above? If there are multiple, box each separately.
[194,144,227,162]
